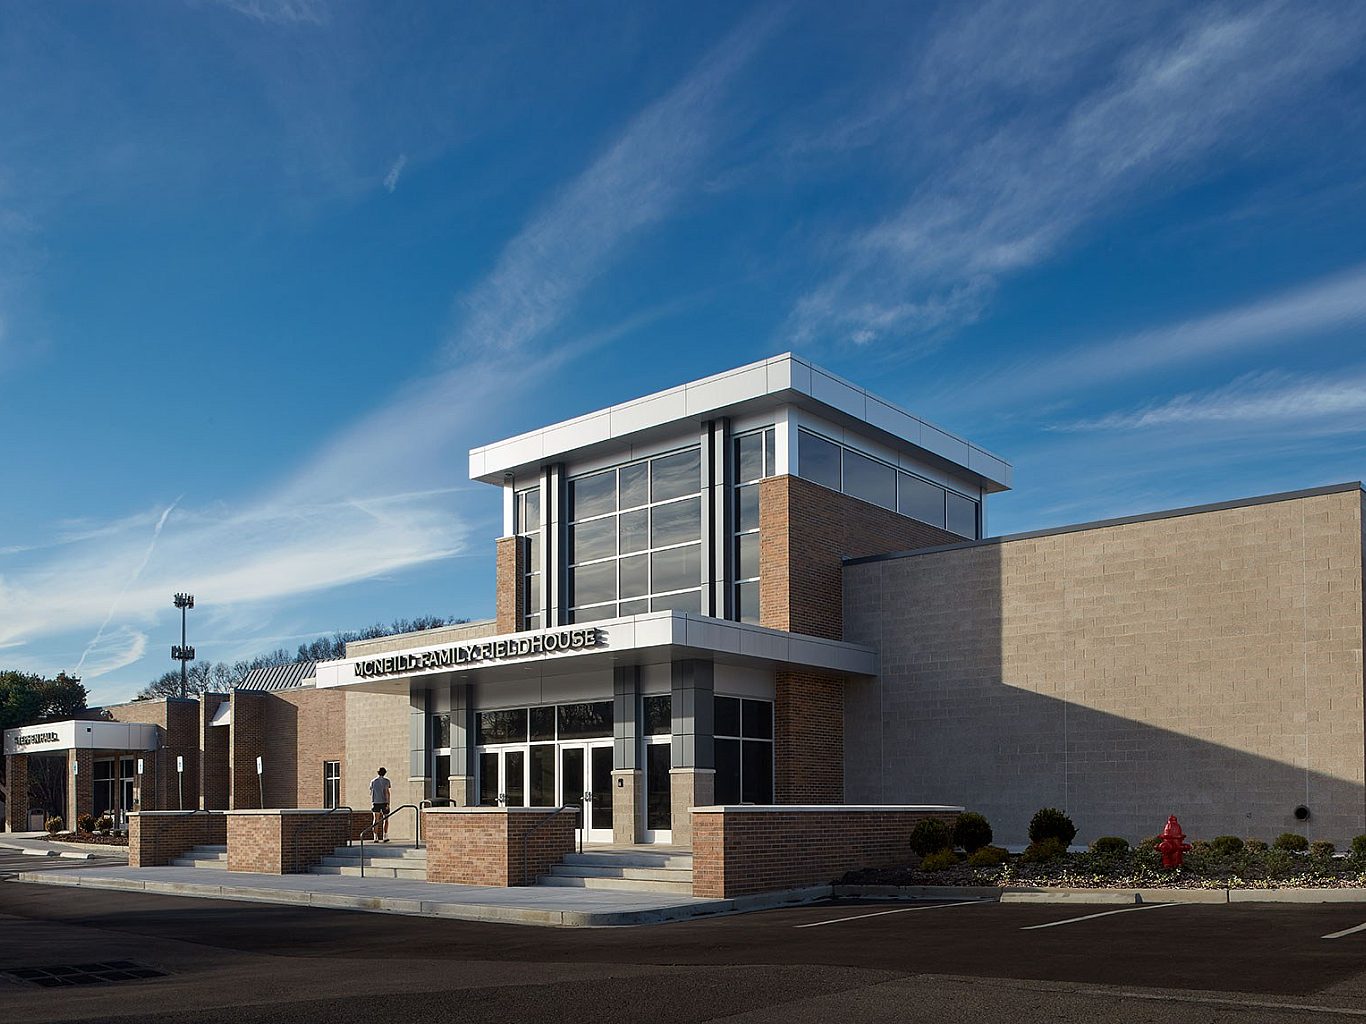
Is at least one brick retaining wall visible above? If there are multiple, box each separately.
[128,811,227,868]
[424,807,576,886]
[691,805,962,898]
[225,810,370,873]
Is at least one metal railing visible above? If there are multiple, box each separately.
[356,803,422,879]
[521,802,583,886]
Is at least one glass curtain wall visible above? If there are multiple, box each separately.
[515,486,542,629]
[732,427,776,623]
[567,447,702,622]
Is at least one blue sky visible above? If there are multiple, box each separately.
[3,1,1366,704]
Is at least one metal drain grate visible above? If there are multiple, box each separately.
[3,961,167,988]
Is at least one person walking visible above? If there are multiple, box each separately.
[369,767,392,842]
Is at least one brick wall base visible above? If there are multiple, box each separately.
[128,811,227,867]
[691,806,962,898]
[424,807,576,886]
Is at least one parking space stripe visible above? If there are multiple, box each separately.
[794,900,983,929]
[1020,903,1178,930]
[1322,922,1366,940]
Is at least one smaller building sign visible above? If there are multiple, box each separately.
[13,731,59,748]
[352,627,602,680]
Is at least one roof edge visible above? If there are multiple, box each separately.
[845,481,1366,566]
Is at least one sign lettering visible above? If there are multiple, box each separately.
[15,732,60,747]
[353,627,603,680]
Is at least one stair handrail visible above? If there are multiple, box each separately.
[521,802,583,886]
[356,803,421,879]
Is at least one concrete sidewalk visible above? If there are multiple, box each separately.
[0,835,126,861]
[14,863,772,927]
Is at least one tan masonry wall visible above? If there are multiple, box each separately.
[843,487,1366,845]
[128,811,226,868]
[344,619,497,658]
[424,808,576,886]
[691,807,960,898]
[344,692,415,840]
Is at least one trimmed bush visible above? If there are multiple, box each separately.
[1244,838,1269,853]
[94,815,115,833]
[1274,832,1309,853]
[1262,849,1300,879]
[1209,835,1244,857]
[919,849,958,873]
[1089,836,1130,856]
[45,816,64,835]
[77,813,96,834]
[909,818,953,858]
[1350,835,1366,860]
[952,812,993,853]
[1190,839,1213,856]
[1309,840,1336,860]
[1021,837,1068,863]
[967,845,1009,868]
[1028,808,1077,846]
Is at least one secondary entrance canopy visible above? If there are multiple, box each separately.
[3,720,159,756]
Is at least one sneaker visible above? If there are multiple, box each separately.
[381,838,390,843]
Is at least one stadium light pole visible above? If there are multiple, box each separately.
[171,593,196,699]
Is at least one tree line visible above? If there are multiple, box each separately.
[135,615,468,699]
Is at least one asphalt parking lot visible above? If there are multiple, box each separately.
[2,881,1366,1022]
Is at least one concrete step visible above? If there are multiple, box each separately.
[563,851,692,870]
[309,864,427,880]
[318,853,427,868]
[190,845,227,855]
[169,857,228,869]
[547,864,693,883]
[536,874,694,895]
[325,846,427,862]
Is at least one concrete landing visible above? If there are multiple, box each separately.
[15,863,745,927]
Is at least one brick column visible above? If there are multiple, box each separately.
[225,809,354,874]
[495,536,524,633]
[424,807,576,886]
[200,693,230,810]
[67,749,94,828]
[129,811,227,867]
[229,691,266,808]
[774,670,844,804]
[5,754,29,832]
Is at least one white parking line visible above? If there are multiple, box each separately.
[795,900,983,929]
[1322,922,1366,940]
[1021,903,1178,930]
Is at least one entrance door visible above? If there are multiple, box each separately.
[560,741,613,843]
[477,747,528,807]
[642,737,672,843]
[118,757,136,828]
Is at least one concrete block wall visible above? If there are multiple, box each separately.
[344,691,417,840]
[128,811,227,868]
[424,808,576,886]
[691,806,961,898]
[843,486,1366,845]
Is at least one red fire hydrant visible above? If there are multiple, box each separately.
[1155,815,1192,869]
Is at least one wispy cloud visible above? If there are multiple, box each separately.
[203,0,327,26]
[1055,370,1366,432]
[964,262,1366,408]
[452,8,779,363]
[383,153,406,193]
[789,1,1366,348]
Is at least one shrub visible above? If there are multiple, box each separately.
[1309,840,1336,860]
[94,815,115,833]
[909,818,953,858]
[1028,808,1077,847]
[1190,839,1213,856]
[77,813,96,834]
[1244,838,1269,853]
[1274,832,1309,853]
[1089,836,1130,856]
[1021,837,1068,863]
[1209,835,1245,857]
[45,816,64,835]
[1262,849,1300,879]
[952,812,993,853]
[919,849,958,873]
[1351,835,1366,861]
[967,845,1009,868]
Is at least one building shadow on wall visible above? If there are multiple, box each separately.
[843,539,1366,846]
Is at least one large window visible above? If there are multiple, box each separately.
[568,447,702,622]
[476,701,614,746]
[733,427,775,623]
[714,696,773,804]
[516,486,542,630]
[323,761,341,809]
[798,429,980,539]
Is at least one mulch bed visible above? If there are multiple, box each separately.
[43,833,130,848]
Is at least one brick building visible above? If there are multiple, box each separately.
[7,353,1364,846]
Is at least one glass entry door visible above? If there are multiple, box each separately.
[560,741,613,843]
[119,757,136,827]
[478,746,527,807]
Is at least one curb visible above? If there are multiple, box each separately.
[833,884,1003,901]
[13,871,740,928]
[837,884,1366,905]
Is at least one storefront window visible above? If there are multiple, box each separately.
[476,708,528,745]
[713,696,773,804]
